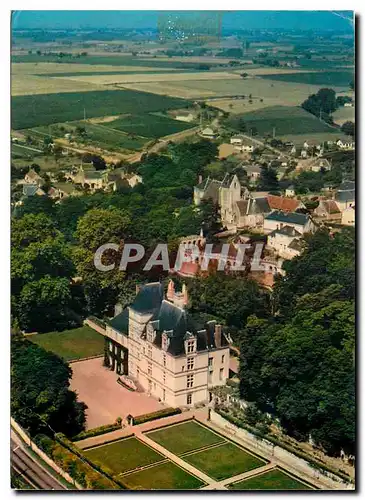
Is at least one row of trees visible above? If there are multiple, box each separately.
[239,228,355,455]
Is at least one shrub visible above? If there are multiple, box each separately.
[72,422,122,441]
[132,407,182,426]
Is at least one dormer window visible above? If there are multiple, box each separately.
[187,339,195,354]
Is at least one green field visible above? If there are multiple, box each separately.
[11,89,190,130]
[229,468,313,490]
[11,143,41,159]
[106,113,195,138]
[183,442,266,481]
[231,105,340,137]
[146,421,225,455]
[30,326,104,361]
[122,461,205,490]
[260,70,353,87]
[84,437,165,475]
[12,54,220,70]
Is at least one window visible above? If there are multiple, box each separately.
[187,340,195,354]
[148,346,152,359]
[148,362,152,376]
[163,353,166,367]
[163,372,166,385]
[221,355,225,364]
[187,374,194,388]
[187,393,192,405]
[208,357,213,367]
[162,334,168,351]
[187,357,194,371]
[163,389,166,401]
[219,368,224,381]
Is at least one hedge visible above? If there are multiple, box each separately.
[35,434,120,490]
[72,422,122,442]
[132,407,182,426]
[55,433,128,489]
[215,409,352,484]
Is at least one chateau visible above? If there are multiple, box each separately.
[103,282,230,408]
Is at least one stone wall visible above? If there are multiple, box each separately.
[209,410,354,491]
[11,418,83,490]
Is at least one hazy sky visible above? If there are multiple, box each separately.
[12,10,354,31]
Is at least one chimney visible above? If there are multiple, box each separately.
[135,284,140,295]
[214,324,222,348]
[198,174,203,184]
[167,279,175,301]
[114,303,123,317]
[182,283,189,307]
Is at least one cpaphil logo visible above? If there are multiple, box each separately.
[157,11,222,44]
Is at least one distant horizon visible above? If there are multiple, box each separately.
[12,10,354,32]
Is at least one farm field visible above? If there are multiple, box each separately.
[104,113,195,138]
[229,105,341,138]
[11,89,190,129]
[332,106,355,125]
[11,74,106,96]
[229,468,313,490]
[146,421,225,455]
[277,132,348,146]
[120,76,333,103]
[182,441,266,481]
[122,461,205,490]
[52,71,241,86]
[30,326,104,361]
[84,438,165,475]
[11,54,223,70]
[260,70,354,87]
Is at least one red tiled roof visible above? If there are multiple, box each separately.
[267,195,301,213]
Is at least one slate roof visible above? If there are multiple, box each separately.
[270,225,302,238]
[110,308,129,334]
[130,283,164,314]
[339,180,355,191]
[22,184,44,197]
[111,282,229,356]
[265,210,310,226]
[335,190,355,203]
[267,195,302,213]
[288,238,305,251]
[195,177,222,204]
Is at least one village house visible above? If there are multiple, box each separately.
[24,168,44,186]
[285,186,295,197]
[266,225,305,260]
[314,200,342,221]
[175,111,195,123]
[310,157,331,173]
[22,184,45,198]
[267,194,305,213]
[336,139,355,151]
[234,197,270,229]
[103,282,230,407]
[199,127,217,139]
[264,210,316,235]
[48,182,79,200]
[242,164,262,184]
[341,206,355,226]
[334,180,355,211]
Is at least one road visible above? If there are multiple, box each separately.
[11,434,67,491]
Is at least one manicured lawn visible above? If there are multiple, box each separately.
[146,421,225,455]
[121,461,205,490]
[183,442,266,481]
[30,326,104,361]
[84,437,165,475]
[229,468,313,490]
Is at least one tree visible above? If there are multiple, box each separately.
[302,88,337,118]
[341,121,355,137]
[75,207,130,252]
[11,336,87,437]
[257,165,279,192]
